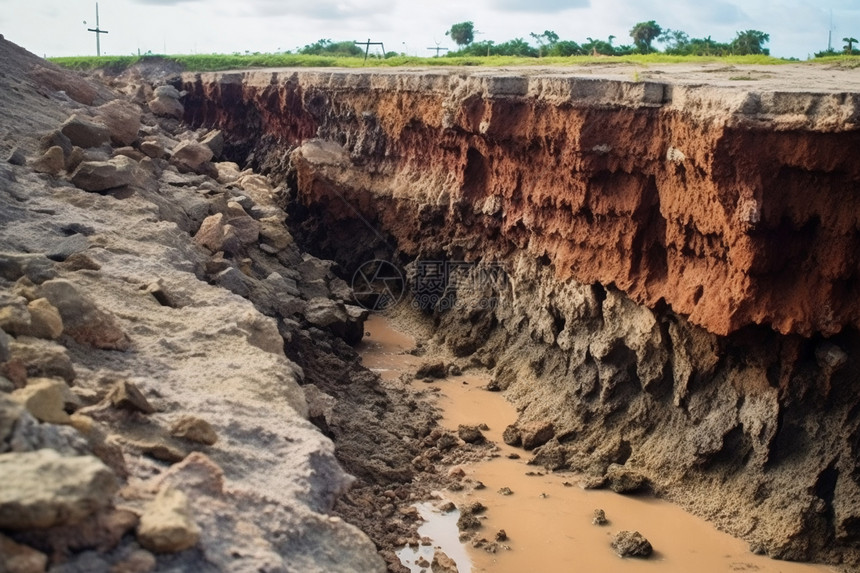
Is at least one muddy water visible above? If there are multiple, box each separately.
[358,314,837,573]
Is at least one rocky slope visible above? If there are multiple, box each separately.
[180,65,860,566]
[0,38,461,572]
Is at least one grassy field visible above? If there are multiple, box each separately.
[49,52,860,72]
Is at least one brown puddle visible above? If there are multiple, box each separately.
[358,313,837,573]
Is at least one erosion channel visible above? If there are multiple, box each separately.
[180,65,860,571]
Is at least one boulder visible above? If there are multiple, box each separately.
[139,140,165,159]
[611,530,653,558]
[0,253,56,284]
[136,487,200,553]
[520,421,555,450]
[457,425,485,444]
[60,114,110,149]
[39,130,72,158]
[153,85,180,99]
[170,140,213,173]
[606,464,648,494]
[26,298,63,340]
[148,95,183,119]
[0,327,9,363]
[416,362,447,380]
[9,338,76,383]
[107,380,155,414]
[0,532,48,573]
[214,162,241,184]
[11,378,71,424]
[199,130,223,158]
[95,99,141,146]
[70,156,139,192]
[6,147,27,166]
[110,549,156,573]
[502,424,521,447]
[169,416,217,445]
[0,295,31,336]
[0,449,118,529]
[38,279,130,351]
[32,146,65,176]
[431,549,459,573]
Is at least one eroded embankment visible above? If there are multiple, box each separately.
[181,67,860,566]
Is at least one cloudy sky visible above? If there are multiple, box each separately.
[3,0,859,60]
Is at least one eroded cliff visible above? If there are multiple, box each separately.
[181,66,860,566]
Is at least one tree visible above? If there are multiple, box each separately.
[731,30,770,55]
[446,21,475,47]
[548,40,583,57]
[630,20,662,53]
[299,39,362,57]
[844,37,859,54]
[529,30,559,57]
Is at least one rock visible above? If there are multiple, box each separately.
[611,530,653,558]
[60,114,110,149]
[194,214,242,255]
[0,394,25,443]
[169,416,217,445]
[606,464,648,494]
[502,425,521,447]
[45,234,89,263]
[153,85,180,99]
[0,295,31,336]
[170,141,213,173]
[113,146,145,162]
[14,508,138,560]
[259,217,293,251]
[214,267,250,298]
[215,161,241,184]
[39,130,72,158]
[107,380,155,414]
[136,487,200,553]
[38,279,131,351]
[592,509,608,525]
[199,130,223,158]
[70,156,139,192]
[11,378,71,424]
[495,529,507,541]
[497,487,513,496]
[0,449,117,529]
[95,100,141,146]
[148,95,184,119]
[109,549,156,573]
[26,298,63,340]
[431,549,458,573]
[519,421,555,450]
[0,253,56,284]
[9,338,76,382]
[32,146,65,175]
[0,328,9,363]
[58,252,101,272]
[416,362,447,380]
[139,140,164,159]
[0,532,48,573]
[65,146,85,172]
[457,424,485,444]
[7,147,27,166]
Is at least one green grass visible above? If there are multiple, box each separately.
[49,52,859,73]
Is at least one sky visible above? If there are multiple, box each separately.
[2,0,859,60]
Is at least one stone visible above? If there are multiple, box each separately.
[259,217,293,251]
[0,394,25,443]
[519,421,555,450]
[65,146,85,172]
[611,530,653,558]
[153,85,180,99]
[109,549,156,573]
[136,487,200,553]
[14,508,138,560]
[199,130,223,158]
[0,295,31,336]
[606,464,649,494]
[0,449,118,529]
[592,509,608,525]
[11,378,71,424]
[0,328,9,363]
[70,156,139,192]
[7,147,27,166]
[95,99,141,146]
[431,549,458,573]
[0,532,48,573]
[107,380,155,414]
[9,338,75,383]
[169,416,217,445]
[39,129,72,158]
[27,298,63,340]
[148,96,184,119]
[58,252,101,272]
[32,146,65,175]
[113,146,145,162]
[194,214,236,254]
[38,279,131,351]
[139,140,164,159]
[457,424,485,444]
[416,362,447,380]
[215,161,241,184]
[170,141,213,173]
[0,253,56,284]
[502,425,521,447]
[60,114,110,149]
[214,267,250,298]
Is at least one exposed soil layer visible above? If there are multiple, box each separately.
[179,65,860,569]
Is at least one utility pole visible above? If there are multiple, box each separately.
[828,9,834,51]
[354,39,385,62]
[86,3,109,57]
[426,46,449,57]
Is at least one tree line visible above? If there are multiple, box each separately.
[445,20,773,57]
